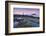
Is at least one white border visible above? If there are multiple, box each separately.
[8,3,43,33]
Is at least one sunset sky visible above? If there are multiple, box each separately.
[13,8,39,17]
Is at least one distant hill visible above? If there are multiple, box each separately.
[14,15,39,19]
